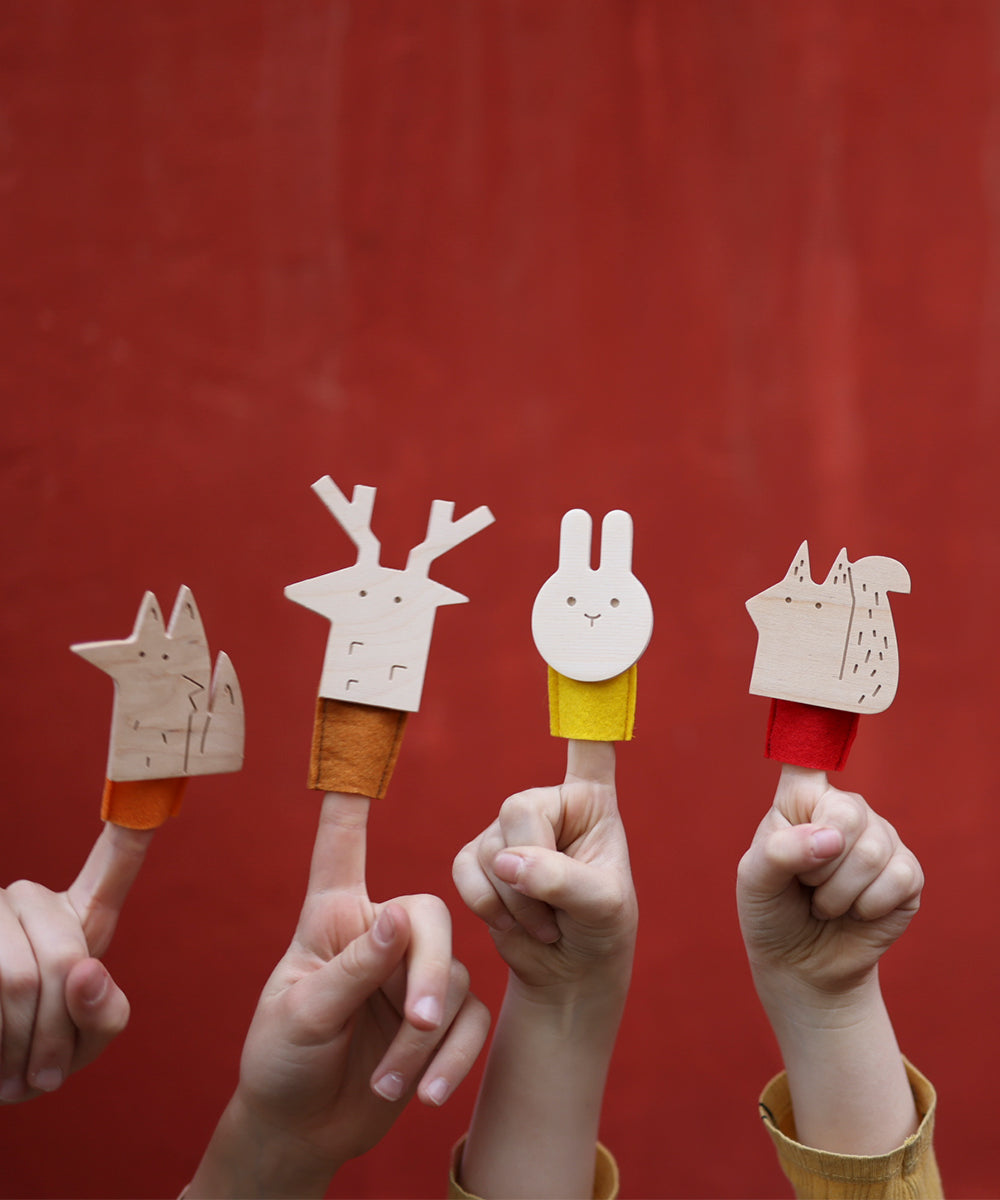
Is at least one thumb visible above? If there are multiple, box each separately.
[493,846,622,925]
[65,958,131,1073]
[288,906,411,1044]
[738,824,844,902]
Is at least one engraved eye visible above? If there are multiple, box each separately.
[784,596,792,603]
[162,653,169,660]
[610,598,620,608]
[566,596,577,607]
[138,651,146,658]
[815,602,823,609]
[359,590,367,597]
[394,596,402,604]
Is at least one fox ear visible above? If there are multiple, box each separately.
[166,585,206,641]
[557,509,593,575]
[131,591,165,636]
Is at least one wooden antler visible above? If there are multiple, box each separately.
[406,499,495,575]
[311,477,381,566]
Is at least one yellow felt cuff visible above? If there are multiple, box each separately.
[547,665,637,741]
[101,777,188,829]
[309,697,408,798]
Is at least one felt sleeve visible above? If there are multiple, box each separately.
[548,665,637,741]
[759,1059,942,1199]
[765,698,859,771]
[309,697,408,798]
[101,776,187,829]
[448,1137,619,1200]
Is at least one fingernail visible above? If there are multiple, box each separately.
[0,1078,23,1102]
[32,1067,63,1093]
[373,910,396,946]
[411,995,442,1028]
[534,921,561,944]
[81,965,109,1006]
[372,1070,405,1101]
[424,1076,451,1106]
[810,829,842,858]
[491,912,516,933]
[493,852,525,887]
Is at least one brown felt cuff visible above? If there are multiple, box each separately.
[766,698,859,771]
[101,777,188,829]
[309,697,408,798]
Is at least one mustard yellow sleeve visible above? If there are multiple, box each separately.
[759,1059,942,1199]
[448,1136,619,1199]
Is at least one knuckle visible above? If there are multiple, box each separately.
[1,963,40,1008]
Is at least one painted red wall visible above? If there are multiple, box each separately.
[2,3,997,1196]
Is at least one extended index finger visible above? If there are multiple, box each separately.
[564,739,616,786]
[305,791,371,897]
[66,824,155,956]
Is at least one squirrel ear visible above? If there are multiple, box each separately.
[558,509,593,574]
[599,510,634,574]
[785,540,812,584]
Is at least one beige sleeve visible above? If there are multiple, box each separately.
[448,1136,619,1200]
[759,1059,942,1199]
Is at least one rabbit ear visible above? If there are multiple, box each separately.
[599,510,633,574]
[558,509,593,573]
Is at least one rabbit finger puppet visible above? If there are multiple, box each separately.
[746,541,911,770]
[532,509,653,741]
[72,586,245,829]
[285,476,494,798]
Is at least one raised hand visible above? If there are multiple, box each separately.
[187,791,490,1199]
[0,823,153,1102]
[451,741,636,1199]
[737,763,924,1154]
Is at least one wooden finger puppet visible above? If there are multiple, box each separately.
[285,476,495,798]
[72,586,245,829]
[746,541,911,770]
[532,509,653,741]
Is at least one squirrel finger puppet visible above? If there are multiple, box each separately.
[532,509,653,741]
[72,586,245,829]
[285,476,495,798]
[746,541,911,770]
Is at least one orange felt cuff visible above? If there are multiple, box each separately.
[309,697,408,798]
[101,776,188,829]
[547,665,637,741]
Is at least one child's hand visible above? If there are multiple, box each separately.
[0,824,153,1102]
[188,791,490,1198]
[453,739,637,1002]
[737,763,923,1006]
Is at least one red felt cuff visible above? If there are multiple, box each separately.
[765,699,859,771]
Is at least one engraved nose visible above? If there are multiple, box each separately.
[585,613,601,626]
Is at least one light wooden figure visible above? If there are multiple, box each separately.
[285,477,494,795]
[746,541,911,714]
[532,509,653,741]
[72,586,245,827]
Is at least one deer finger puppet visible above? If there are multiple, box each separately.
[72,586,245,829]
[746,541,911,770]
[532,509,653,741]
[285,476,495,798]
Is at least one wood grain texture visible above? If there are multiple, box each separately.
[71,586,245,781]
[285,477,494,711]
[746,541,911,714]
[532,509,653,683]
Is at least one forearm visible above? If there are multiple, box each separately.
[459,973,627,1200]
[756,969,917,1155]
[186,1091,340,1200]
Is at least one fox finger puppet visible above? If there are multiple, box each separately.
[532,509,653,741]
[285,476,495,798]
[746,541,911,770]
[72,586,245,829]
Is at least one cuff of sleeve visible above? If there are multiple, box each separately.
[449,1136,619,1199]
[759,1058,941,1198]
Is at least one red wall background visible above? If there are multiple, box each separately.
[2,2,998,1196]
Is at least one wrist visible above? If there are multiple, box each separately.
[187,1090,342,1199]
[750,959,882,1028]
